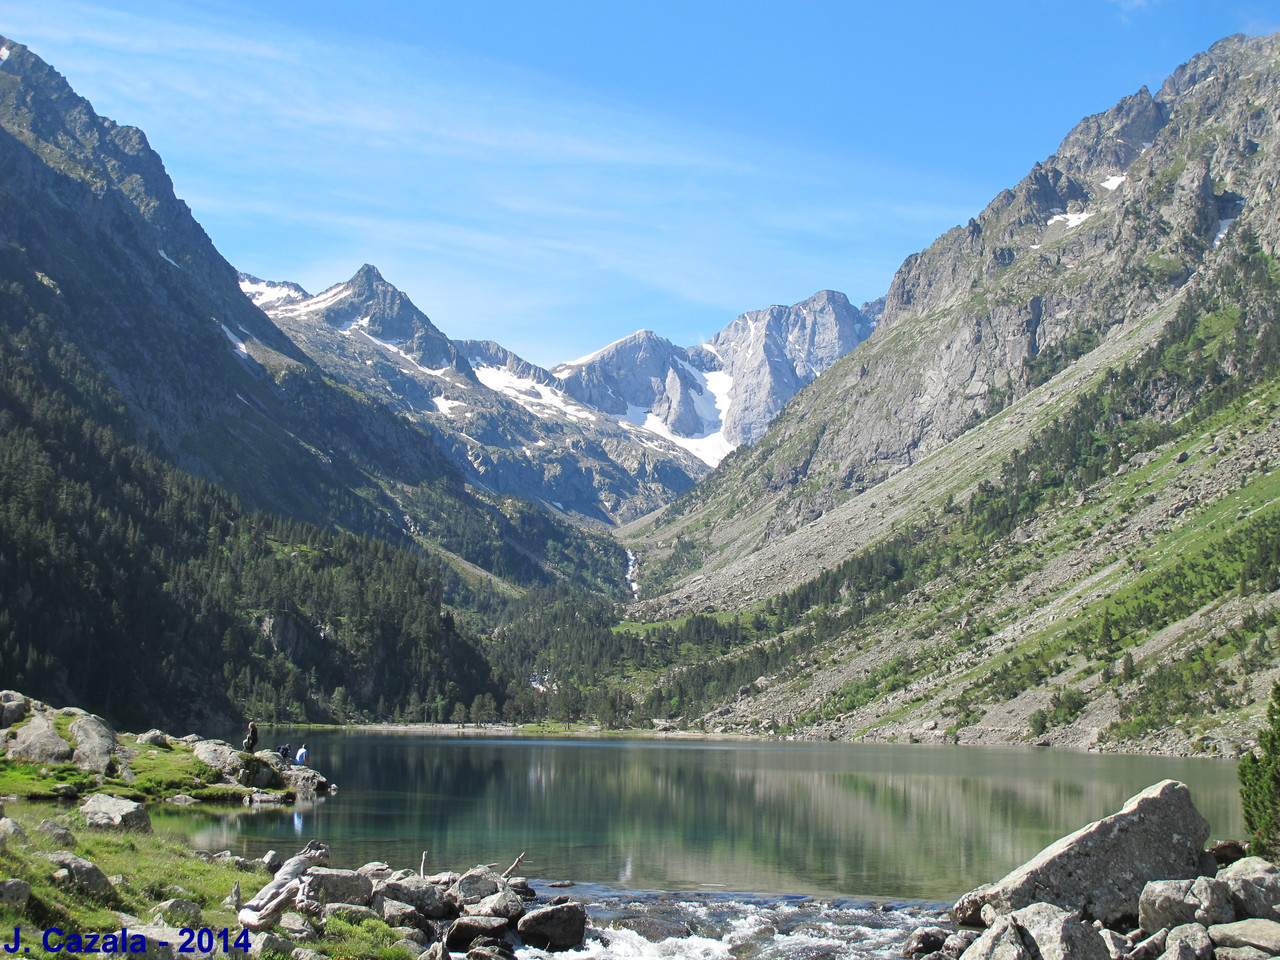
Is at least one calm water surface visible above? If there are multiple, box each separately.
[154,729,1243,903]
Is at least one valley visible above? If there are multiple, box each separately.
[1,28,1280,763]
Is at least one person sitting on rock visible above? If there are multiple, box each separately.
[278,743,290,763]
[295,743,309,766]
[243,721,258,752]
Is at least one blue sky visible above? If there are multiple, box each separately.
[4,1,1280,367]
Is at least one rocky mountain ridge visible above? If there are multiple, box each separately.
[631,31,1280,596]
[248,271,872,523]
[0,34,625,607]
[607,32,1280,756]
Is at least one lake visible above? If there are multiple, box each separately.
[154,728,1244,903]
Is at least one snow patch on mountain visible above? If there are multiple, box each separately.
[474,364,597,422]
[433,396,467,415]
[1047,211,1093,228]
[220,323,254,362]
[240,275,310,309]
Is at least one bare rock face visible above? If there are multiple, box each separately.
[6,712,72,764]
[70,713,118,774]
[952,780,1212,928]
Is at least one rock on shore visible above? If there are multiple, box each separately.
[941,779,1277,960]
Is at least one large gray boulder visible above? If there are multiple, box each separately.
[191,740,244,779]
[6,712,73,763]
[952,780,1212,927]
[81,794,152,833]
[70,713,117,774]
[305,867,372,906]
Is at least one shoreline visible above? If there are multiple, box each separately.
[248,719,1249,761]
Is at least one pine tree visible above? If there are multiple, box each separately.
[1239,682,1280,857]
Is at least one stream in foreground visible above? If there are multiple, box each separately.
[154,730,1245,958]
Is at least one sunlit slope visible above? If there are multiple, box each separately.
[630,33,1279,605]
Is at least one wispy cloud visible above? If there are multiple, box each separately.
[0,1,990,366]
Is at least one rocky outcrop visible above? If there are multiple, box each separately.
[949,780,1280,960]
[952,780,1213,927]
[255,271,707,524]
[235,844,586,955]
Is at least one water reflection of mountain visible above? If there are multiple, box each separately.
[160,734,1242,901]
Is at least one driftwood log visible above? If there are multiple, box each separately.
[237,840,331,931]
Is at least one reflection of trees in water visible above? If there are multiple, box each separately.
[160,737,1242,900]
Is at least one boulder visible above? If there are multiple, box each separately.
[449,866,503,906]
[0,879,30,909]
[952,780,1212,927]
[191,740,244,780]
[379,877,449,918]
[37,820,75,845]
[136,729,172,748]
[357,861,393,880]
[960,915,1035,960]
[0,691,27,727]
[516,902,587,951]
[390,927,428,946]
[943,930,979,957]
[445,915,509,951]
[1207,917,1280,954]
[277,912,318,941]
[70,713,118,773]
[1214,948,1271,960]
[1139,877,1234,933]
[375,896,422,928]
[903,926,949,957]
[81,794,153,832]
[1165,922,1214,960]
[281,766,330,794]
[466,887,525,921]
[1005,902,1109,960]
[1218,858,1280,920]
[45,850,113,898]
[390,938,425,956]
[0,818,28,842]
[6,712,72,763]
[306,867,373,906]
